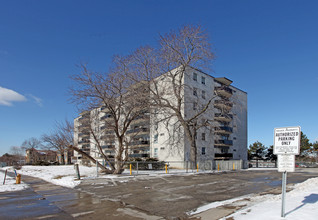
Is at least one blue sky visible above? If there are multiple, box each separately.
[1,0,317,155]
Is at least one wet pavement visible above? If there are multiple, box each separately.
[0,168,317,219]
[76,168,318,219]
[0,171,161,220]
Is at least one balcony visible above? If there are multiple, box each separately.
[214,153,233,160]
[101,145,114,149]
[100,134,115,140]
[214,139,233,146]
[100,115,113,121]
[214,100,233,110]
[80,144,90,149]
[129,153,150,158]
[78,132,90,137]
[78,116,89,122]
[78,124,90,129]
[130,140,150,146]
[127,127,150,135]
[130,115,150,125]
[214,126,233,134]
[78,139,90,144]
[215,86,233,98]
[214,113,233,122]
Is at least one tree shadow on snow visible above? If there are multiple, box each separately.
[286,193,318,216]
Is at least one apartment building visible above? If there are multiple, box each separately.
[150,67,247,166]
[73,67,247,167]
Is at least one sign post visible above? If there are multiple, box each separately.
[274,126,300,218]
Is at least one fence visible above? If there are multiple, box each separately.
[248,160,276,168]
[113,159,245,175]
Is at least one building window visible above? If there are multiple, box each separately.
[202,147,206,155]
[221,135,229,140]
[221,148,228,153]
[154,148,158,157]
[193,72,198,81]
[154,134,158,143]
[202,90,206,99]
[202,133,206,141]
[193,87,197,96]
[193,102,197,110]
[201,76,206,85]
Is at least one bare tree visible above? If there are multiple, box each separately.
[70,60,150,174]
[127,25,216,167]
[9,146,25,157]
[42,120,74,164]
[8,146,25,165]
[21,137,43,150]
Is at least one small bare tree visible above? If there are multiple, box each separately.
[42,120,74,164]
[21,137,43,150]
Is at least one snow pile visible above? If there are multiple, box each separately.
[188,196,250,215]
[223,177,318,220]
[1,165,101,188]
[0,170,29,192]
[1,165,213,189]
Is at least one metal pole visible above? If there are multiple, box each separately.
[137,162,139,176]
[281,171,287,217]
[186,161,188,173]
[75,164,80,180]
[3,169,7,185]
[96,160,99,177]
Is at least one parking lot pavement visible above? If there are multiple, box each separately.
[77,168,318,219]
[1,168,317,220]
[0,172,162,220]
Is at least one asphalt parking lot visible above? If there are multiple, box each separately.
[77,168,318,219]
[1,168,317,220]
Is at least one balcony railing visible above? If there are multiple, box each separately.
[78,116,89,122]
[100,115,113,121]
[78,132,90,137]
[215,140,233,146]
[215,86,233,98]
[78,124,90,129]
[127,127,150,134]
[214,153,233,159]
[129,153,150,158]
[80,144,90,149]
[101,145,114,149]
[130,140,150,146]
[214,126,233,134]
[78,139,90,144]
[214,113,233,122]
[214,100,233,109]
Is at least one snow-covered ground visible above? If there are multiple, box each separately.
[1,165,102,188]
[0,170,29,192]
[1,165,204,189]
[190,176,318,220]
[224,177,318,220]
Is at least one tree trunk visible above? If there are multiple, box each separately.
[114,141,125,174]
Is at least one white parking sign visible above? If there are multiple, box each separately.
[274,126,301,155]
